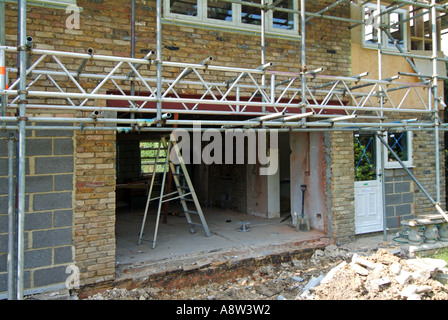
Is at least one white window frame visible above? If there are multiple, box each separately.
[163,0,300,37]
[362,3,408,52]
[384,131,413,169]
[6,0,77,9]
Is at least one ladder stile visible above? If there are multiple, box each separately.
[170,138,211,237]
[138,135,210,249]
[138,141,162,245]
[152,138,172,249]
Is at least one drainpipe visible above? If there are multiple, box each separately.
[16,0,27,300]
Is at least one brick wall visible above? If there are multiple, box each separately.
[0,126,74,295]
[413,129,446,213]
[0,0,353,290]
[325,131,356,243]
[73,126,116,287]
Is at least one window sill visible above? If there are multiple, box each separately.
[162,18,301,41]
[6,0,79,10]
[362,43,408,54]
[385,163,414,170]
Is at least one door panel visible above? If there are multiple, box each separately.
[354,134,383,234]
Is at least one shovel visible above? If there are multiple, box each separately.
[297,184,310,231]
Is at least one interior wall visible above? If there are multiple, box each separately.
[290,132,326,232]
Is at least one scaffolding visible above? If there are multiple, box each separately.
[1,0,447,299]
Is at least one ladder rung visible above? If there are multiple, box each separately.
[189,222,203,227]
[185,210,199,215]
[181,198,194,202]
[140,147,167,150]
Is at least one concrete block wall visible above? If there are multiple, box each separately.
[384,169,415,230]
[383,114,446,231]
[0,127,75,295]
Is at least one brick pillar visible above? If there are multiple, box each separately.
[326,131,355,243]
[74,128,116,287]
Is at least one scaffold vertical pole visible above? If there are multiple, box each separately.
[156,0,162,123]
[300,0,306,123]
[431,0,441,204]
[16,0,27,300]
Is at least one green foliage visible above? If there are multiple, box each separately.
[428,247,448,264]
[140,141,167,175]
[354,136,376,182]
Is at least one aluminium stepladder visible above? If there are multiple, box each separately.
[137,135,210,249]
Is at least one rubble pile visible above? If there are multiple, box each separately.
[304,248,448,300]
[83,244,448,300]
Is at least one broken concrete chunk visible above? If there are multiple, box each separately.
[406,258,447,275]
[303,275,324,292]
[321,261,347,284]
[416,285,433,294]
[400,285,419,299]
[411,270,432,282]
[352,254,377,270]
[395,270,412,286]
[389,262,402,275]
[325,244,338,252]
[351,262,369,276]
[370,276,391,289]
[313,249,325,257]
[400,284,433,299]
[292,275,304,282]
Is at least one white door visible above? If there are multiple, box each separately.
[354,134,383,234]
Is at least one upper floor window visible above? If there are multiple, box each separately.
[6,0,77,9]
[164,0,299,36]
[362,4,407,51]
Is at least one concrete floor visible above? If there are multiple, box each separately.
[115,205,328,275]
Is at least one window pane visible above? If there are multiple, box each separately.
[242,0,262,26]
[170,0,198,16]
[354,134,377,182]
[387,132,409,162]
[273,0,294,30]
[207,0,233,21]
[364,7,379,45]
[388,12,405,48]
